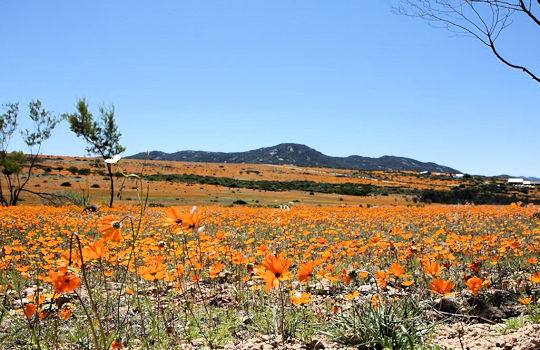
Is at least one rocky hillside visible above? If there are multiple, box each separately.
[128,143,460,173]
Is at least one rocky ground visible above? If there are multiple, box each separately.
[432,322,540,350]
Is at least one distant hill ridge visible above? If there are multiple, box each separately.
[128,143,460,173]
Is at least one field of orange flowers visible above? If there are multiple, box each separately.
[1,202,539,349]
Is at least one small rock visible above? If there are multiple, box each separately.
[191,338,205,347]
[305,339,325,350]
[358,284,372,293]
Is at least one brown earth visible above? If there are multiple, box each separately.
[433,322,540,350]
[4,154,539,207]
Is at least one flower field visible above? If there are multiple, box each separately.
[1,203,539,349]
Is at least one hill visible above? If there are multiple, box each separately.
[128,143,460,173]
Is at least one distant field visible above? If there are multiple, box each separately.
[7,155,540,207]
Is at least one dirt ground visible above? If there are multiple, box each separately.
[432,322,540,350]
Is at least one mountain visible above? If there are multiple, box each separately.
[128,143,460,173]
[498,175,540,181]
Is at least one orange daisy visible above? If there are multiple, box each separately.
[49,266,81,294]
[297,261,315,284]
[97,216,122,242]
[256,254,292,293]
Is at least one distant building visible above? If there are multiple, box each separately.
[454,173,464,178]
[419,171,430,175]
[507,178,524,185]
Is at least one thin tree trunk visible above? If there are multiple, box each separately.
[107,163,114,208]
[0,179,7,206]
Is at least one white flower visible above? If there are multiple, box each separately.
[105,154,122,164]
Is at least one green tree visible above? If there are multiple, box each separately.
[65,98,125,207]
[0,100,59,206]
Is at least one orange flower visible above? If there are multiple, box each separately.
[60,305,73,320]
[518,297,532,305]
[389,262,405,278]
[531,272,540,283]
[402,279,415,287]
[24,303,37,319]
[371,295,383,310]
[291,292,312,305]
[111,340,124,349]
[97,217,123,242]
[297,261,315,284]
[138,257,166,281]
[49,266,81,294]
[526,258,537,265]
[82,239,108,261]
[341,268,353,286]
[345,290,360,300]
[466,276,488,296]
[164,206,201,232]
[209,261,224,278]
[429,278,456,296]
[423,260,443,277]
[376,270,389,290]
[256,254,291,293]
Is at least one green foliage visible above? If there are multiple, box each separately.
[0,151,25,175]
[77,168,91,175]
[64,98,125,207]
[284,307,317,343]
[146,173,405,197]
[326,296,432,350]
[22,100,59,147]
[67,166,79,174]
[419,186,538,205]
[0,103,18,151]
[497,314,530,334]
[55,189,90,207]
[64,99,125,159]
[0,100,59,206]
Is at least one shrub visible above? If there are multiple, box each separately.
[90,184,100,188]
[77,168,91,175]
[55,189,89,207]
[60,182,72,187]
[67,166,78,174]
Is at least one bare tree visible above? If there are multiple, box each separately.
[395,0,540,84]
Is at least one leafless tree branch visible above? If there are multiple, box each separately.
[395,0,540,84]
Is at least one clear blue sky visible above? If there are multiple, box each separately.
[1,1,539,176]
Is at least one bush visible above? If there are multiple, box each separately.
[67,166,78,174]
[60,182,72,187]
[55,189,89,207]
[90,184,100,188]
[233,199,247,205]
[77,168,91,175]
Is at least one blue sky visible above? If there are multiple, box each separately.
[1,1,539,176]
